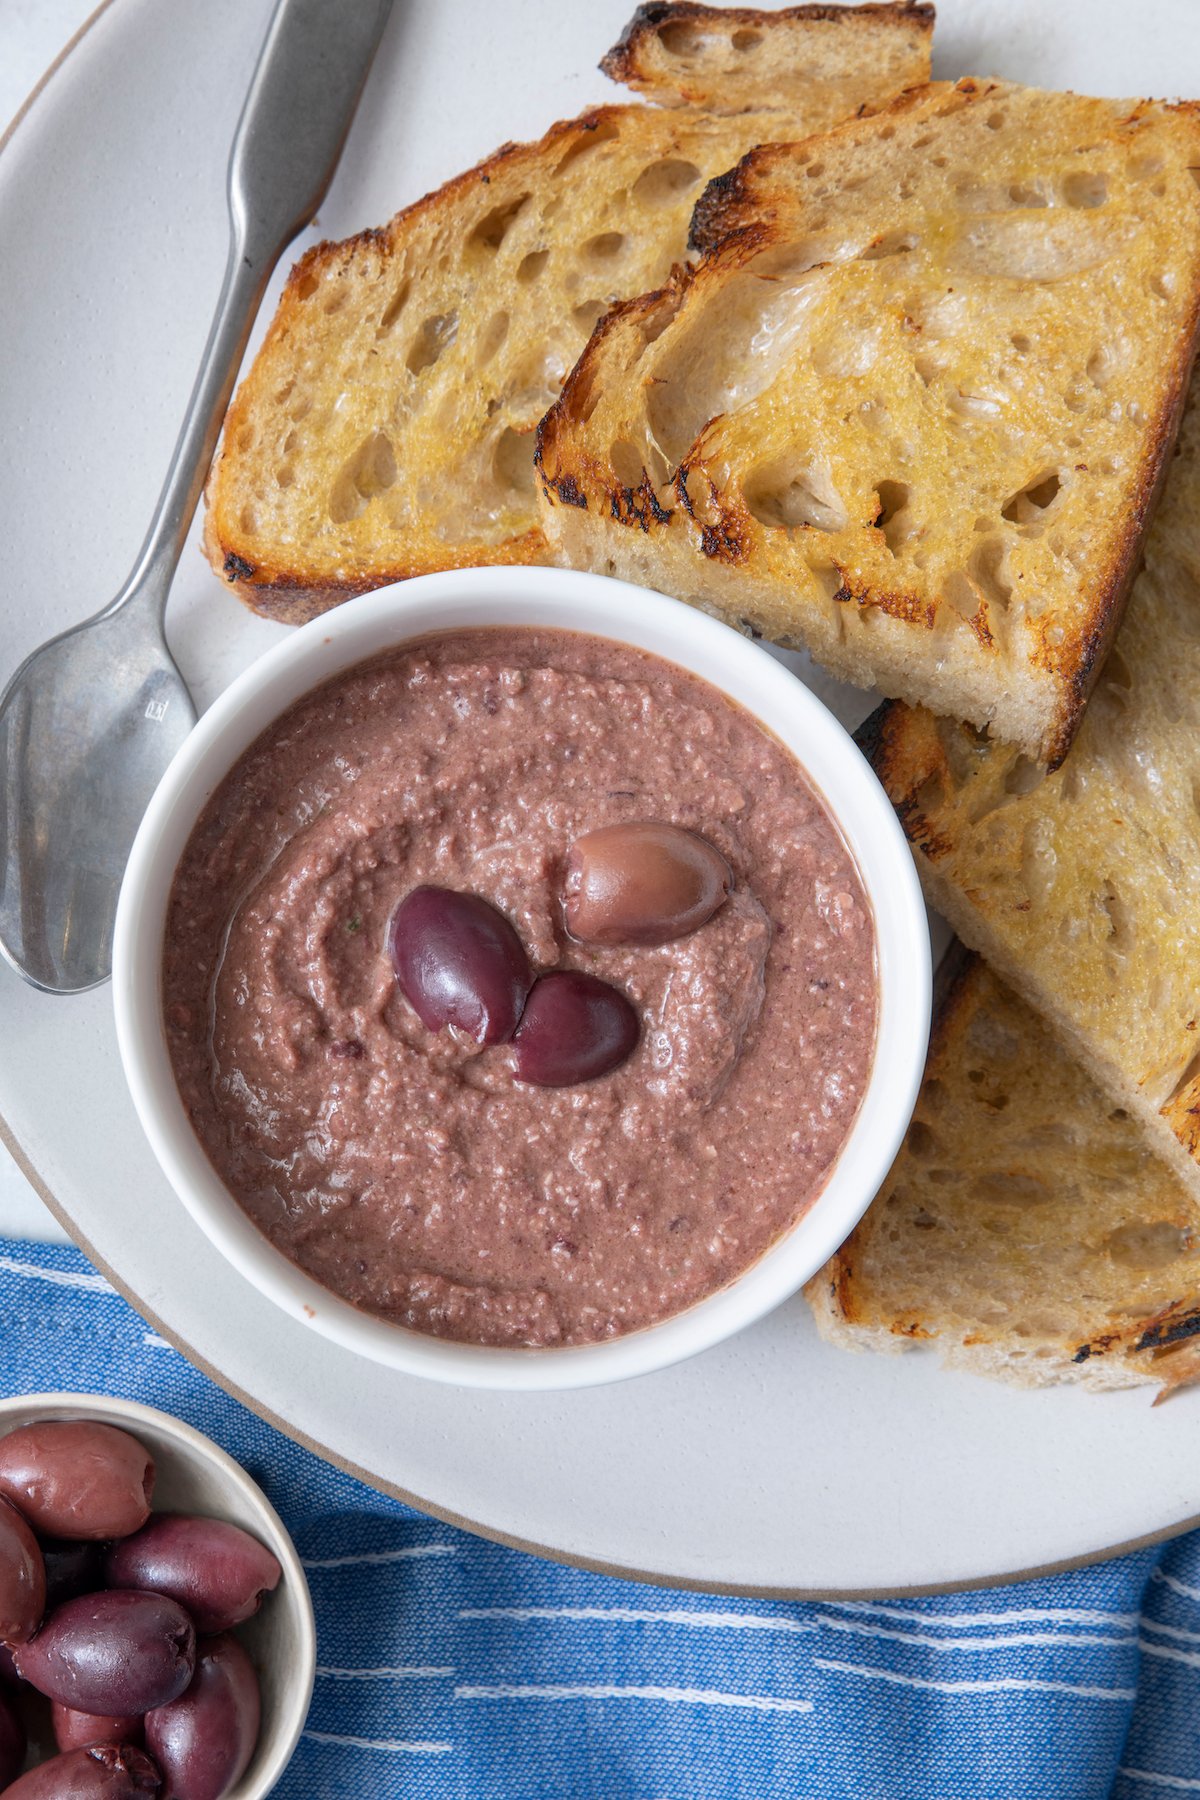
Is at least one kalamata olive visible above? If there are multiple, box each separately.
[0,1685,26,1787]
[14,1590,195,1714]
[565,821,731,945]
[0,1421,154,1541]
[43,1540,104,1611]
[1,1743,162,1798]
[53,1703,144,1754]
[0,1494,45,1644]
[104,1516,281,1635]
[145,1635,260,1800]
[512,971,639,1087]
[388,886,532,1044]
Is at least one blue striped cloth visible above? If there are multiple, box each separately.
[1,1237,1197,1799]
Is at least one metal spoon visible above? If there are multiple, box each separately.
[0,0,393,994]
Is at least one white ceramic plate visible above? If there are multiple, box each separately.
[2,0,1200,1597]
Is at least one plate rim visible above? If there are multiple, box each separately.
[3,0,1198,1601]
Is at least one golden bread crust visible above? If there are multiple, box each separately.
[537,80,1200,764]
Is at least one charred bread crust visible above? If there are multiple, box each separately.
[204,503,549,626]
[601,1,935,93]
[859,702,955,867]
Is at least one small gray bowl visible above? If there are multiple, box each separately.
[0,1392,315,1796]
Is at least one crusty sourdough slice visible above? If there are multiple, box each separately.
[537,79,1200,766]
[205,4,933,624]
[601,2,932,112]
[865,379,1200,1205]
[805,954,1200,1397]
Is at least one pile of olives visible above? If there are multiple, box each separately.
[0,1419,281,1798]
[388,820,732,1084]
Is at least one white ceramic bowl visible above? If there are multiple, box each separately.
[114,566,931,1390]
[0,1392,314,1796]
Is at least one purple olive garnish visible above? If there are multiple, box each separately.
[512,971,639,1087]
[388,886,532,1045]
[566,821,731,945]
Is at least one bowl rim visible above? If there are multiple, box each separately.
[113,565,931,1391]
[0,1390,315,1796]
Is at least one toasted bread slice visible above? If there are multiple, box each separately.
[205,4,933,624]
[537,79,1200,766]
[601,2,932,112]
[806,954,1200,1397]
[866,379,1200,1205]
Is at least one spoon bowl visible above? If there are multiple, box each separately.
[0,603,195,992]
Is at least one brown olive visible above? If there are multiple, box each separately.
[0,1495,45,1644]
[0,1420,154,1541]
[564,821,732,946]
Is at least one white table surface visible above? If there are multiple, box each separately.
[1,0,102,1244]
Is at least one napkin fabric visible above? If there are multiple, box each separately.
[1,1235,1197,1800]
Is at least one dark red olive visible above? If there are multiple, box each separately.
[0,1421,154,1541]
[0,1494,45,1644]
[1,1743,161,1798]
[104,1515,281,1635]
[565,821,732,945]
[53,1703,144,1754]
[512,971,639,1087]
[14,1590,195,1714]
[388,886,532,1044]
[145,1635,261,1800]
[0,1684,25,1787]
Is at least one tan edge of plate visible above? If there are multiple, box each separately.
[3,0,1198,1603]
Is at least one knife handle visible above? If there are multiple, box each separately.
[115,0,394,620]
[229,0,395,260]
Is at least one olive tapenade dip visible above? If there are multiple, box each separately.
[164,628,878,1347]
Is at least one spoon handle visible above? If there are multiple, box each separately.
[112,0,394,621]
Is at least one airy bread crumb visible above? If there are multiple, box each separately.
[807,954,1200,1397]
[538,79,1200,765]
[866,378,1200,1207]
[203,3,932,623]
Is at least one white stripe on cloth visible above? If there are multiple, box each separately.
[302,1545,456,1568]
[142,1333,173,1350]
[815,1658,1137,1701]
[825,1599,1139,1630]
[1139,1641,1200,1671]
[0,1255,112,1294]
[455,1684,814,1714]
[1141,1620,1200,1646]
[304,1730,452,1754]
[1119,1771,1200,1792]
[1152,1569,1200,1605]
[821,1616,1136,1654]
[458,1607,816,1635]
[317,1665,455,1680]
